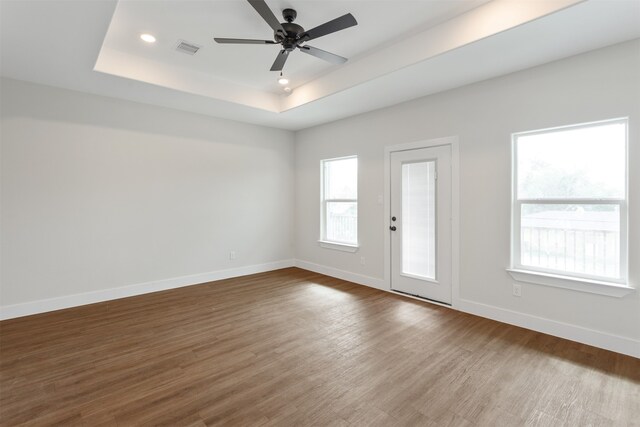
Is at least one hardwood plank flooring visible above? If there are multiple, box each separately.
[1,268,638,426]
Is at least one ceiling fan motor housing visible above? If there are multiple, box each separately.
[276,9,304,51]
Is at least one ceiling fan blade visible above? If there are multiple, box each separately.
[300,13,357,42]
[247,0,286,35]
[270,50,289,71]
[298,45,347,65]
[214,38,276,44]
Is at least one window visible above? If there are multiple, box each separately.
[320,156,358,249]
[510,119,629,292]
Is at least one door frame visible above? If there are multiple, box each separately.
[384,136,460,309]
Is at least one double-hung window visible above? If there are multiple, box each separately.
[509,118,630,294]
[320,156,358,250]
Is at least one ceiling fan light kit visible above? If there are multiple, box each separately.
[214,0,357,72]
[277,74,289,85]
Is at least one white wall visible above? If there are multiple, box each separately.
[1,78,294,311]
[294,40,640,352]
[2,41,638,356]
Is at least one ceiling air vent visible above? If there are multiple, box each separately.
[175,40,201,55]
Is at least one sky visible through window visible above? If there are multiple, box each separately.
[517,122,625,200]
[325,157,357,200]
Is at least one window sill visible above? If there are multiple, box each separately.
[506,269,634,298]
[318,240,359,253]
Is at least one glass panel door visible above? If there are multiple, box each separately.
[390,144,452,304]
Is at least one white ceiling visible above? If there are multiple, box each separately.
[102,0,491,94]
[1,0,639,130]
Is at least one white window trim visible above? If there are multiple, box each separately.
[508,118,634,297]
[506,269,634,297]
[320,155,359,250]
[317,240,359,253]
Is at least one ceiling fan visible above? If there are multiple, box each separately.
[214,0,358,72]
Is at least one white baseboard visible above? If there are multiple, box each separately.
[0,259,295,320]
[456,299,640,359]
[294,259,387,291]
[293,261,639,359]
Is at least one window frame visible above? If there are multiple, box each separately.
[319,155,359,251]
[508,118,632,296]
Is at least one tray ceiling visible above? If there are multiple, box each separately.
[2,0,639,130]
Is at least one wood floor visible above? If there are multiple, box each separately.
[1,268,638,426]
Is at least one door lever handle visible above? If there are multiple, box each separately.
[389,226,397,231]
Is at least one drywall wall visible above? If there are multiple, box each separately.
[2,41,638,355]
[1,78,294,312]
[294,40,640,350]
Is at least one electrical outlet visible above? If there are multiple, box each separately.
[513,283,522,297]
[360,256,366,265]
[229,251,236,261]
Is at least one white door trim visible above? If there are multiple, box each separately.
[384,136,460,309]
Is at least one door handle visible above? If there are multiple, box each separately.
[389,226,397,231]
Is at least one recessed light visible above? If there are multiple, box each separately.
[284,87,292,93]
[140,34,156,43]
